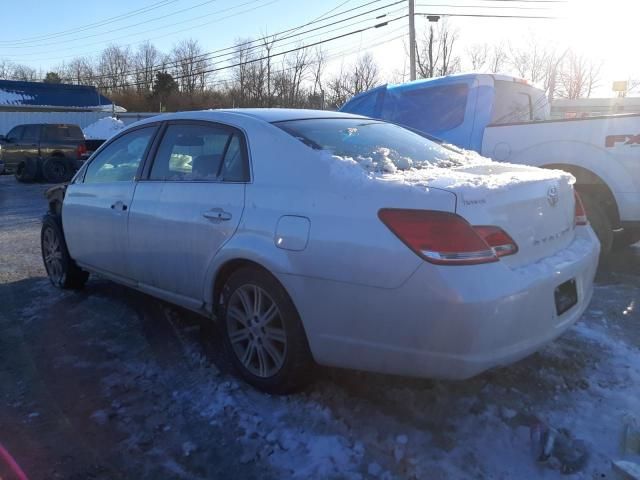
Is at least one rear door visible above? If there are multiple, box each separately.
[62,125,159,279]
[127,121,248,301]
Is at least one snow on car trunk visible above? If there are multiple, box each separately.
[323,149,577,268]
[431,163,577,267]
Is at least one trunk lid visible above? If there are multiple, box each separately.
[426,163,576,267]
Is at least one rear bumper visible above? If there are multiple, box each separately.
[281,227,600,379]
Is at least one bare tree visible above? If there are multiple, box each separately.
[415,19,460,78]
[97,45,132,92]
[326,53,381,109]
[172,39,210,95]
[12,64,37,81]
[134,41,161,92]
[0,60,14,79]
[310,47,327,108]
[556,49,602,99]
[488,43,508,73]
[66,57,95,85]
[466,43,488,71]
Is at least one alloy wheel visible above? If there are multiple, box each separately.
[43,226,64,284]
[226,284,287,378]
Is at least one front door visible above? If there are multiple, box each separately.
[62,125,158,279]
[2,125,25,171]
[128,121,248,301]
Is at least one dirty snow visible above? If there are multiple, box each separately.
[83,116,125,140]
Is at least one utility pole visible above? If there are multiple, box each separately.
[409,0,416,81]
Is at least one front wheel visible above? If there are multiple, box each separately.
[41,215,88,289]
[220,267,314,394]
[15,161,36,183]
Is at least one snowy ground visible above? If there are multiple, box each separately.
[1,175,639,479]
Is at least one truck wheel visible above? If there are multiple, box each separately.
[219,267,314,394]
[581,194,613,255]
[15,161,36,183]
[41,214,89,289]
[42,158,68,183]
[613,228,640,250]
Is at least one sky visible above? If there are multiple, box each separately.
[0,0,636,97]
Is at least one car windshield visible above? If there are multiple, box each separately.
[275,118,474,172]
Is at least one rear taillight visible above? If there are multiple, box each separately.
[76,143,87,159]
[378,209,518,265]
[473,226,519,257]
[574,191,588,226]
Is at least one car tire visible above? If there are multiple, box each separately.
[41,214,89,289]
[581,194,613,255]
[42,157,68,183]
[15,161,36,183]
[219,267,314,394]
[613,228,640,251]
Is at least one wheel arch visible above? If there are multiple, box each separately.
[543,163,621,228]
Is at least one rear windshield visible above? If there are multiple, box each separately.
[44,124,84,141]
[275,118,472,172]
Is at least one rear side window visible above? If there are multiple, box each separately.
[84,127,156,183]
[44,125,84,141]
[149,123,249,182]
[490,80,545,124]
[384,83,468,134]
[22,125,41,142]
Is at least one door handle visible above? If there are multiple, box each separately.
[202,208,232,222]
[110,201,128,212]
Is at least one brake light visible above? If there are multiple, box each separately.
[76,143,87,159]
[574,191,588,226]
[378,209,518,265]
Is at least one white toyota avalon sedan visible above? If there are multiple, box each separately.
[41,109,599,393]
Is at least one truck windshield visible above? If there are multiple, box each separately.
[275,118,473,171]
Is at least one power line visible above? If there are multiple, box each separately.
[0,0,222,48]
[0,0,178,45]
[126,13,406,88]
[416,11,561,18]
[78,0,405,83]
[416,2,555,10]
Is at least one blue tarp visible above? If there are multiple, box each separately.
[0,79,112,108]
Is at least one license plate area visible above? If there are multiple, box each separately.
[555,279,577,316]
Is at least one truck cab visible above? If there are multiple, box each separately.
[0,123,87,183]
[341,73,640,254]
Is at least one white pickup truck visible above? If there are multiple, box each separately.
[341,73,640,254]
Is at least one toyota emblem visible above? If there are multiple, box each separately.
[547,186,559,207]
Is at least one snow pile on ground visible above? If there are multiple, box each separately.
[83,117,125,140]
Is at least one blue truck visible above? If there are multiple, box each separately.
[340,73,640,254]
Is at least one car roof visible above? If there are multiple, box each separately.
[136,108,369,126]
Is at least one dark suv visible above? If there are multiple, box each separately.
[0,123,87,183]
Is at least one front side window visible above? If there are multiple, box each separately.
[83,127,156,183]
[276,118,473,172]
[384,83,469,134]
[150,123,248,182]
[6,126,23,142]
[22,125,40,142]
